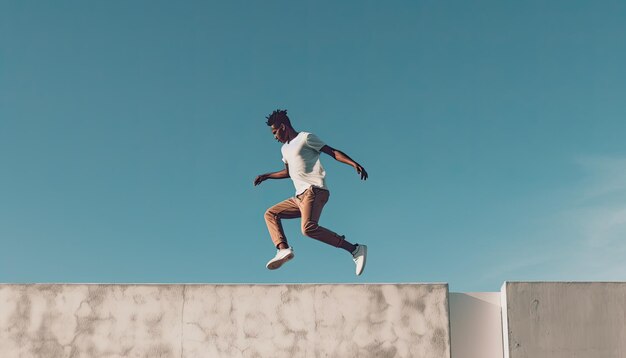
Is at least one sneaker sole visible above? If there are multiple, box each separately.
[356,246,367,276]
[267,252,294,270]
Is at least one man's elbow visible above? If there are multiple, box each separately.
[321,146,337,159]
[333,149,345,160]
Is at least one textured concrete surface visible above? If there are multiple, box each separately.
[0,285,183,358]
[0,283,451,358]
[501,282,626,358]
[449,292,503,358]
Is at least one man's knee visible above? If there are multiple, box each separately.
[264,209,275,221]
[301,221,319,237]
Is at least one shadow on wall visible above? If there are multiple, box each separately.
[449,293,504,358]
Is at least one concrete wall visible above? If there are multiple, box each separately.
[0,284,451,358]
[6,281,625,358]
[501,282,626,358]
[449,292,503,358]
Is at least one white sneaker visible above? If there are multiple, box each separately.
[352,244,367,276]
[266,247,294,270]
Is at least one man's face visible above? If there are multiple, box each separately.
[271,123,286,143]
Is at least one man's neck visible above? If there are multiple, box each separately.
[285,127,299,143]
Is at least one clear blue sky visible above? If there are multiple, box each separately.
[1,1,625,292]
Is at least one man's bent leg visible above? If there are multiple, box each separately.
[297,187,346,248]
[264,198,301,248]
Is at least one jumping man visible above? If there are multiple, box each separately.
[254,109,369,275]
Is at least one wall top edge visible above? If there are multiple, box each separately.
[503,281,626,284]
[0,282,449,286]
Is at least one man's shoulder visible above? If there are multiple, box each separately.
[301,131,320,140]
[295,131,313,143]
[302,132,325,151]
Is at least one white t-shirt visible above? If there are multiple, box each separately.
[281,132,328,195]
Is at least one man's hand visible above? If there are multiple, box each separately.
[254,167,290,186]
[356,164,368,180]
[254,174,268,186]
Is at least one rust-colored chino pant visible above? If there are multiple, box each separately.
[264,186,345,248]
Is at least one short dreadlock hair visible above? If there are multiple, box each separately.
[265,109,291,127]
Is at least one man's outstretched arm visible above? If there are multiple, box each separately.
[320,145,368,180]
[254,164,290,186]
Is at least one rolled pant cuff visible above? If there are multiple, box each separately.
[274,239,287,248]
